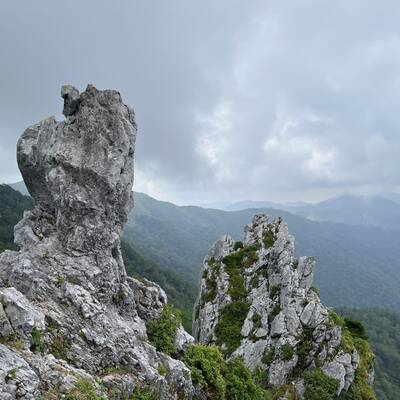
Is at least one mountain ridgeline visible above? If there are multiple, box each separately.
[219,194,400,231]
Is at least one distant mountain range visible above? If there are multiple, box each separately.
[204,193,400,230]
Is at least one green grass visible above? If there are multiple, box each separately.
[262,227,276,249]
[303,368,339,400]
[130,387,159,400]
[146,304,181,355]
[224,358,272,400]
[234,241,244,250]
[51,334,69,360]
[64,379,105,400]
[281,344,294,361]
[268,305,281,325]
[269,285,280,299]
[215,301,250,356]
[184,344,226,399]
[184,345,272,400]
[262,348,276,366]
[222,246,258,301]
[252,312,262,330]
[30,327,44,354]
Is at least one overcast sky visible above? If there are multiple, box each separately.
[2,1,400,205]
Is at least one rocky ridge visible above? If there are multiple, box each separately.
[193,214,375,398]
[0,85,194,399]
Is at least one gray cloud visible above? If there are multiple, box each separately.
[1,1,400,204]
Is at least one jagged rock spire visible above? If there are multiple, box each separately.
[193,214,374,397]
[17,84,136,254]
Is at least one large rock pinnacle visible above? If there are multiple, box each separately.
[17,84,136,254]
[0,85,194,399]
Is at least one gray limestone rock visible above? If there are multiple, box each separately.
[0,344,40,399]
[193,214,374,398]
[0,85,194,399]
[0,287,45,336]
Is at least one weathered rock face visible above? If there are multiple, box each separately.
[193,214,374,397]
[17,84,135,255]
[0,85,194,399]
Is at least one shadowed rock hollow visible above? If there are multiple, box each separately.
[0,85,194,399]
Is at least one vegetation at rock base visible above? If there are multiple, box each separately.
[234,241,244,250]
[303,368,339,400]
[296,325,314,369]
[262,226,276,249]
[64,379,105,400]
[215,301,250,356]
[31,327,44,354]
[262,348,276,366]
[224,358,271,400]
[130,387,159,400]
[327,311,376,400]
[184,345,226,398]
[269,284,280,299]
[213,243,262,355]
[184,345,271,400]
[146,304,181,355]
[281,344,294,361]
[338,308,399,400]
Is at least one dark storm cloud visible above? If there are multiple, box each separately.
[1,1,400,204]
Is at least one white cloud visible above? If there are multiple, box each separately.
[195,101,233,182]
[3,1,400,203]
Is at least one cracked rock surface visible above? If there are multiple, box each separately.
[193,214,373,397]
[0,85,194,399]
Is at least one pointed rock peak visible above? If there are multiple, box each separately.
[207,234,235,260]
[194,214,375,398]
[16,84,136,254]
[61,85,80,116]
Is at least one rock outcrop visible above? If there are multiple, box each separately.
[0,85,194,399]
[193,214,374,398]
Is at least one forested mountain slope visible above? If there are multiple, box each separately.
[125,192,400,312]
[339,308,400,400]
[0,184,33,251]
